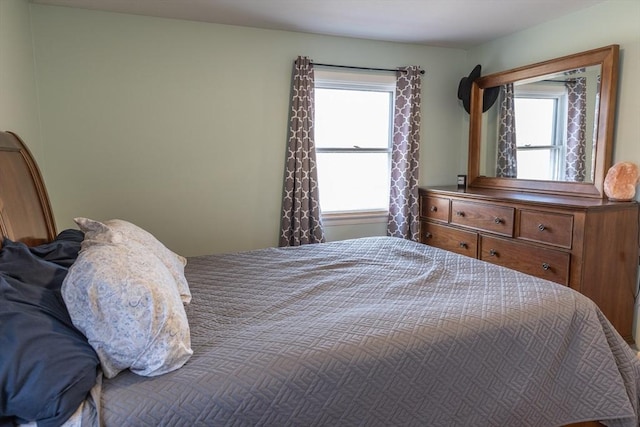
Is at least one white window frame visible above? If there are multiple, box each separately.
[314,69,396,225]
[514,83,568,181]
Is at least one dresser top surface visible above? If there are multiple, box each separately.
[422,186,639,210]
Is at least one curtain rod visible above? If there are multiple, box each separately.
[312,62,425,75]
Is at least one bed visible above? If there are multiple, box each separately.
[1,129,639,427]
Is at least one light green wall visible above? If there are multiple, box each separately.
[463,0,640,176]
[29,4,467,256]
[0,0,43,162]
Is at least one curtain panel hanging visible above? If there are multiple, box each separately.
[496,83,518,178]
[279,56,325,247]
[387,66,423,241]
[589,74,601,176]
[565,70,587,182]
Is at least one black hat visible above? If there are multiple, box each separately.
[457,64,500,114]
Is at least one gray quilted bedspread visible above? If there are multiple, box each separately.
[98,237,640,426]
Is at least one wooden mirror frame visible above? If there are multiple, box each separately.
[467,45,619,198]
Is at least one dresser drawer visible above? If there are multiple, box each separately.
[518,210,573,248]
[479,236,570,285]
[420,196,449,223]
[421,222,478,258]
[450,200,514,237]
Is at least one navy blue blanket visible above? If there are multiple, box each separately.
[0,230,99,427]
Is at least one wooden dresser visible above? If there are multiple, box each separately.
[419,186,639,342]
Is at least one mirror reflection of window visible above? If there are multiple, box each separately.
[482,64,601,184]
[514,89,567,181]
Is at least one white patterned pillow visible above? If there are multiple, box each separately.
[74,217,191,304]
[61,240,192,378]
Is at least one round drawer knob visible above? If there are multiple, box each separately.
[538,224,546,231]
[456,211,465,217]
[430,206,437,212]
[459,242,468,249]
[542,263,550,271]
[494,217,502,224]
[489,249,497,256]
[424,232,432,239]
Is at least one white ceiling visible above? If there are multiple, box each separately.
[31,0,605,49]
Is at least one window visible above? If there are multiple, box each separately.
[314,70,395,219]
[514,84,567,180]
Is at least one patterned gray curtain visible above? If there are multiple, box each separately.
[279,56,325,247]
[387,66,422,241]
[496,83,518,178]
[565,70,587,182]
[589,74,601,176]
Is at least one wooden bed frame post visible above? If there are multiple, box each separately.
[0,131,56,246]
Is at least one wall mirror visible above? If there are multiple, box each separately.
[467,45,619,198]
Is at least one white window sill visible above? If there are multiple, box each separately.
[322,210,388,226]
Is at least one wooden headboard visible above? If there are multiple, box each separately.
[0,131,56,247]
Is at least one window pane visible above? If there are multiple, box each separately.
[516,149,554,180]
[315,88,391,149]
[514,98,556,147]
[316,152,389,212]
